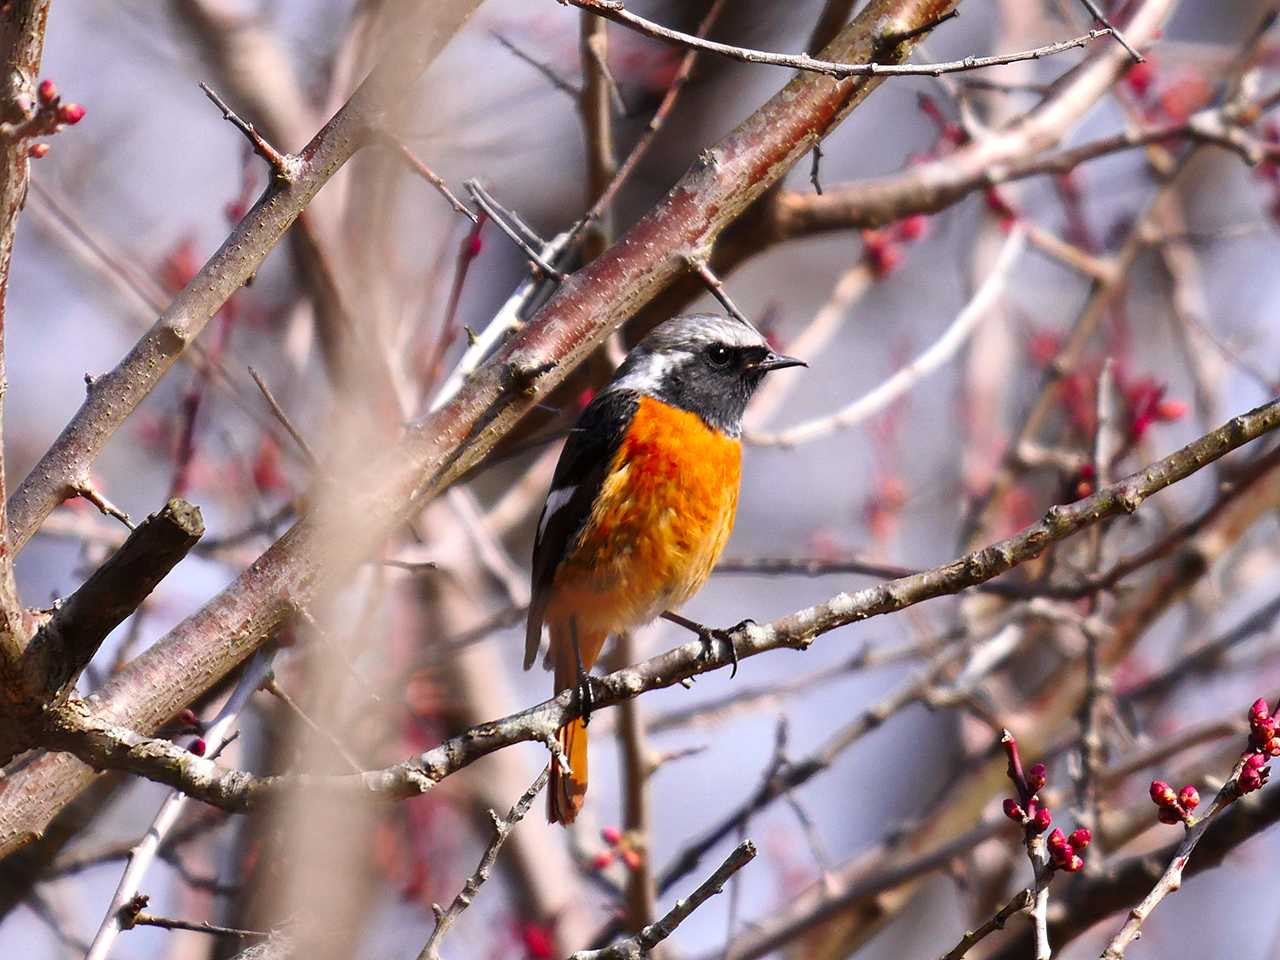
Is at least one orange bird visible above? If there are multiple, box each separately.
[526,314,804,823]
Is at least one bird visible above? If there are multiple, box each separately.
[525,313,805,824]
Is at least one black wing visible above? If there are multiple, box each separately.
[524,389,638,670]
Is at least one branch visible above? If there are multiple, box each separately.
[32,396,1280,814]
[939,887,1034,960]
[416,766,549,960]
[568,840,757,960]
[1098,767,1244,958]
[19,498,204,705]
[566,0,1111,79]
[0,0,54,675]
[0,0,959,855]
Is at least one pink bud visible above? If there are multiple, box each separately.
[1125,59,1155,98]
[37,79,56,105]
[1178,786,1200,811]
[895,214,928,242]
[189,737,207,756]
[1046,828,1068,854]
[591,850,613,870]
[1002,798,1025,821]
[620,848,642,871]
[600,826,622,846]
[28,142,48,159]
[1245,751,1267,770]
[57,102,85,125]
[1068,828,1092,850]
[1030,807,1052,834]
[1154,399,1188,421]
[1027,763,1047,792]
[1150,780,1177,807]
[1061,853,1085,873]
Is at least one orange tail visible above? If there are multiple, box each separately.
[549,622,607,825]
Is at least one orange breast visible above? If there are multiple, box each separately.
[547,395,742,634]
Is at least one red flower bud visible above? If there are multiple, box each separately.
[1027,762,1047,792]
[1003,798,1025,821]
[1068,828,1092,850]
[1047,828,1068,853]
[1245,751,1267,770]
[27,142,48,159]
[1061,853,1085,873]
[1125,59,1155,98]
[600,825,622,846]
[1150,780,1177,807]
[37,79,57,105]
[895,214,929,242]
[177,708,198,728]
[1178,786,1200,811]
[620,847,642,871]
[1157,806,1183,825]
[189,737,207,756]
[57,102,85,125]
[1251,698,1272,722]
[1030,807,1052,834]
[591,850,614,870]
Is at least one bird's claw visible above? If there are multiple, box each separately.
[697,619,754,679]
[575,669,595,726]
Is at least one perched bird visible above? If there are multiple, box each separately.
[526,314,805,824]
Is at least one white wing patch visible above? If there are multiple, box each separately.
[537,485,577,541]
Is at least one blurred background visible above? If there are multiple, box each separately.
[3,1,1280,958]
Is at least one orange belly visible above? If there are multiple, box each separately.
[546,395,742,634]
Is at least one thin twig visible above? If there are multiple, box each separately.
[198,82,296,180]
[248,367,319,467]
[567,1,1110,79]
[747,225,1025,446]
[688,256,755,329]
[1098,762,1246,958]
[416,765,549,960]
[465,180,566,279]
[569,840,757,960]
[262,677,364,774]
[384,136,477,222]
[939,886,1035,960]
[1076,0,1145,62]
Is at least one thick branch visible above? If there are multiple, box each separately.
[0,0,53,675]
[19,498,203,705]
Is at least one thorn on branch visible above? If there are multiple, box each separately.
[72,479,133,530]
[199,82,296,183]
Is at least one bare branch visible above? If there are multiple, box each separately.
[416,765,549,960]
[198,81,296,181]
[28,396,1280,818]
[569,840,757,960]
[566,0,1110,79]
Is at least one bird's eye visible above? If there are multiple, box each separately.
[707,344,732,368]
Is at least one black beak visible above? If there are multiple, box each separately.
[752,351,806,373]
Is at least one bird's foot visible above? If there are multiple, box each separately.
[662,611,753,679]
[575,667,595,726]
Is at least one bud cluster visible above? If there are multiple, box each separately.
[1000,732,1088,874]
[23,77,86,159]
[860,214,930,279]
[591,824,643,873]
[1046,826,1091,873]
[1241,697,1279,793]
[1148,779,1200,825]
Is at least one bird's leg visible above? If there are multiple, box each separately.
[660,610,753,679]
[570,615,594,725]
